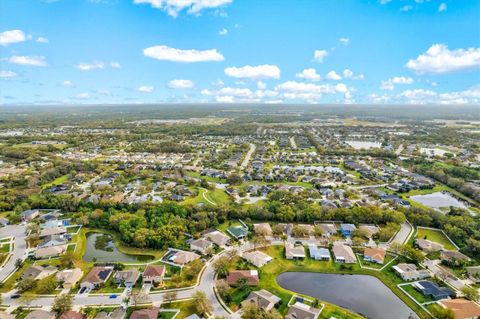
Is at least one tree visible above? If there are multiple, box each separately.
[37,278,58,294]
[15,258,23,268]
[213,256,230,278]
[193,291,212,316]
[431,306,454,319]
[59,252,75,269]
[227,173,242,185]
[461,286,479,302]
[164,291,178,304]
[17,278,37,293]
[51,294,73,315]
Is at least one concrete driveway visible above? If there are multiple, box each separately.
[0,224,28,283]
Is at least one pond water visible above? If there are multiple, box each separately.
[83,232,154,263]
[410,191,467,211]
[277,272,417,319]
[345,141,382,150]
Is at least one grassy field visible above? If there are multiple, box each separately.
[41,174,69,189]
[249,245,430,319]
[415,227,457,251]
[161,300,198,319]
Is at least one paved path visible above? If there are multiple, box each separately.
[390,221,413,246]
[0,224,27,283]
[395,144,404,156]
[240,143,255,169]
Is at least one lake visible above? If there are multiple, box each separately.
[410,191,467,211]
[345,141,382,150]
[83,232,154,263]
[277,272,417,319]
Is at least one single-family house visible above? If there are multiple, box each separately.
[59,311,84,319]
[253,223,273,236]
[226,270,259,286]
[285,302,321,319]
[415,239,443,253]
[412,281,455,300]
[227,225,249,240]
[190,238,213,255]
[56,268,83,289]
[242,250,273,268]
[363,247,386,264]
[114,269,140,288]
[466,266,480,283]
[25,310,55,319]
[359,225,380,238]
[170,251,200,266]
[21,209,40,222]
[21,265,57,281]
[332,243,356,263]
[440,250,471,262]
[95,308,126,319]
[80,266,113,290]
[241,289,281,311]
[340,224,357,237]
[38,235,68,248]
[285,243,306,260]
[34,245,67,259]
[308,245,330,261]
[129,308,159,319]
[315,223,337,237]
[142,265,166,285]
[204,230,230,248]
[392,263,430,281]
[438,298,480,319]
[39,227,67,238]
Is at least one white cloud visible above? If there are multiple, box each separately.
[76,92,90,99]
[7,55,47,67]
[137,85,154,93]
[313,50,328,63]
[400,5,413,11]
[381,76,414,90]
[143,45,224,63]
[0,29,26,46]
[133,0,232,18]
[367,93,391,104]
[218,28,228,35]
[36,37,49,43]
[326,70,342,80]
[257,81,267,90]
[342,69,364,80]
[339,38,349,45]
[168,79,194,89]
[110,61,121,68]
[201,86,278,103]
[0,70,17,78]
[438,3,447,12]
[62,80,74,87]
[296,68,321,81]
[224,64,280,79]
[406,44,480,73]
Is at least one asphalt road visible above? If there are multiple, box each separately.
[0,224,28,283]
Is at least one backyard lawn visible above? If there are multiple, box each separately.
[415,227,457,251]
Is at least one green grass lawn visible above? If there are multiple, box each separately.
[161,300,197,319]
[41,174,69,189]
[158,312,177,319]
[249,245,430,319]
[415,227,457,250]
[67,226,81,234]
[0,243,11,253]
[358,253,396,270]
[402,284,436,304]
[0,259,34,292]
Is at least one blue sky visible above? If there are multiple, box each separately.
[1,0,479,105]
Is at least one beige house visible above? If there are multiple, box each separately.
[286,302,321,319]
[285,243,306,259]
[241,289,280,311]
[34,245,67,259]
[242,250,273,268]
[39,227,67,238]
[22,265,57,281]
[332,243,356,263]
[25,310,55,319]
[142,265,166,285]
[190,238,213,255]
[170,251,200,266]
[204,230,230,247]
[56,268,83,289]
